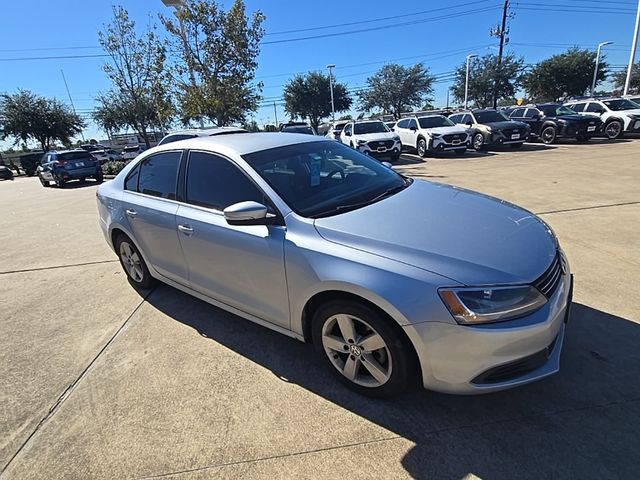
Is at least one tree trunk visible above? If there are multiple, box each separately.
[139,126,151,149]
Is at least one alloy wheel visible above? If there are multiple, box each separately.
[321,313,392,388]
[417,139,427,157]
[473,133,484,150]
[605,121,622,139]
[541,126,556,144]
[119,241,144,283]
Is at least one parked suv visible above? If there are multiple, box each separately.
[37,149,103,188]
[449,109,530,150]
[18,151,45,176]
[340,120,401,161]
[122,145,145,162]
[280,121,316,135]
[91,149,122,164]
[508,104,602,143]
[564,97,640,140]
[158,127,248,146]
[394,115,470,157]
[324,120,349,140]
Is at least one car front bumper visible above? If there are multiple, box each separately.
[403,271,573,394]
[625,118,640,132]
[488,131,528,146]
[430,137,470,151]
[357,141,401,158]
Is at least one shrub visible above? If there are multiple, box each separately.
[102,161,126,176]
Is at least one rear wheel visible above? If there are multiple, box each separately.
[541,126,556,144]
[312,300,415,398]
[95,171,104,184]
[116,234,156,289]
[604,119,623,140]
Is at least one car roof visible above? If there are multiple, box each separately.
[46,149,89,154]
[152,132,327,156]
[351,119,383,124]
[165,127,248,136]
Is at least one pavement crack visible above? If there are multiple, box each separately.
[139,396,640,479]
[535,200,640,216]
[0,259,118,275]
[0,286,156,476]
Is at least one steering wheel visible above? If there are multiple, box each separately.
[326,168,345,180]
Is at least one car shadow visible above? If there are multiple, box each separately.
[140,284,640,479]
[54,180,102,190]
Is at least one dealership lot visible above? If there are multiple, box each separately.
[1,139,639,479]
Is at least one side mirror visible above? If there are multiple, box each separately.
[410,126,417,131]
[595,109,605,114]
[465,121,473,126]
[223,201,275,226]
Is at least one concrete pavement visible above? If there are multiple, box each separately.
[0,139,638,479]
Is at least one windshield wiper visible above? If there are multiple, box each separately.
[312,178,412,218]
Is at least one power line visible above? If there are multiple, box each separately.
[0,53,109,62]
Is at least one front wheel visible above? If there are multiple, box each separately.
[472,132,485,150]
[116,234,156,289]
[417,138,428,157]
[604,120,624,140]
[39,175,49,187]
[312,300,415,398]
[389,153,401,162]
[55,176,65,188]
[541,126,556,144]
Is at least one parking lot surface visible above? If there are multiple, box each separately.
[1,139,639,479]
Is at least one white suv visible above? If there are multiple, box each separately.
[564,98,640,139]
[340,120,402,161]
[394,115,471,157]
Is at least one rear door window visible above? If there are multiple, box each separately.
[585,103,604,113]
[510,108,525,117]
[570,103,586,112]
[524,108,539,118]
[137,151,182,199]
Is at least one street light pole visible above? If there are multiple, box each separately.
[327,64,336,122]
[624,0,640,95]
[592,41,613,96]
[465,54,478,110]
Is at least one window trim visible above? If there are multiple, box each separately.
[182,149,285,224]
[124,149,185,200]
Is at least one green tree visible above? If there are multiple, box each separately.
[452,53,524,108]
[283,71,352,131]
[0,90,84,151]
[522,48,608,102]
[611,61,640,94]
[358,63,435,118]
[161,0,265,127]
[98,5,173,147]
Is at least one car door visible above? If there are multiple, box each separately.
[121,150,189,284]
[394,119,408,145]
[340,123,352,145]
[406,118,419,147]
[522,108,542,135]
[175,150,289,329]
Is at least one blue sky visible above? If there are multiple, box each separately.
[0,0,638,145]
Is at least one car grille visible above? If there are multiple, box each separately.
[502,128,525,136]
[533,252,563,298]
[442,133,467,143]
[472,335,558,384]
[367,140,394,149]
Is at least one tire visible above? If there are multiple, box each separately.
[417,137,428,157]
[312,300,415,398]
[115,234,156,289]
[454,148,467,156]
[39,175,49,187]
[390,153,401,162]
[541,125,556,144]
[95,171,104,184]
[472,132,484,150]
[55,176,65,188]
[604,119,624,140]
[509,142,524,149]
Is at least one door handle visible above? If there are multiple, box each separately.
[126,209,137,217]
[178,224,194,235]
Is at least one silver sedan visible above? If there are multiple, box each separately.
[97,133,572,397]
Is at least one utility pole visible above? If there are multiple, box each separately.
[61,69,85,141]
[327,64,336,122]
[465,54,478,110]
[592,42,613,96]
[273,101,278,127]
[624,0,640,95]
[492,0,510,109]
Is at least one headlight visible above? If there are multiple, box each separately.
[439,285,547,324]
[357,139,367,145]
[431,134,441,138]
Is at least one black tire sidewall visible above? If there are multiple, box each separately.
[311,300,415,398]
[542,126,556,144]
[115,234,156,289]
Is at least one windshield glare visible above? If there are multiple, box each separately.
[474,111,509,123]
[603,99,640,111]
[243,141,407,218]
[418,116,455,128]
[353,122,389,135]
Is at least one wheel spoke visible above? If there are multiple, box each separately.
[362,353,389,384]
[336,314,356,342]
[122,242,132,257]
[343,356,359,381]
[132,266,143,281]
[358,332,385,352]
[323,334,347,352]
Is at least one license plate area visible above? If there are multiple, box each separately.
[452,139,461,145]
[587,126,596,132]
[511,133,520,140]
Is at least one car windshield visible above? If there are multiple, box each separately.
[59,151,92,161]
[474,111,509,123]
[353,122,389,134]
[418,116,455,128]
[243,141,409,218]
[539,105,576,116]
[603,99,640,111]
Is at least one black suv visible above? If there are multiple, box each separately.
[37,150,103,188]
[508,104,602,143]
[448,109,530,150]
[279,121,316,135]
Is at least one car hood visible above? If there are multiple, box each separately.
[423,126,469,135]
[484,120,528,130]
[314,180,557,286]
[353,132,398,141]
